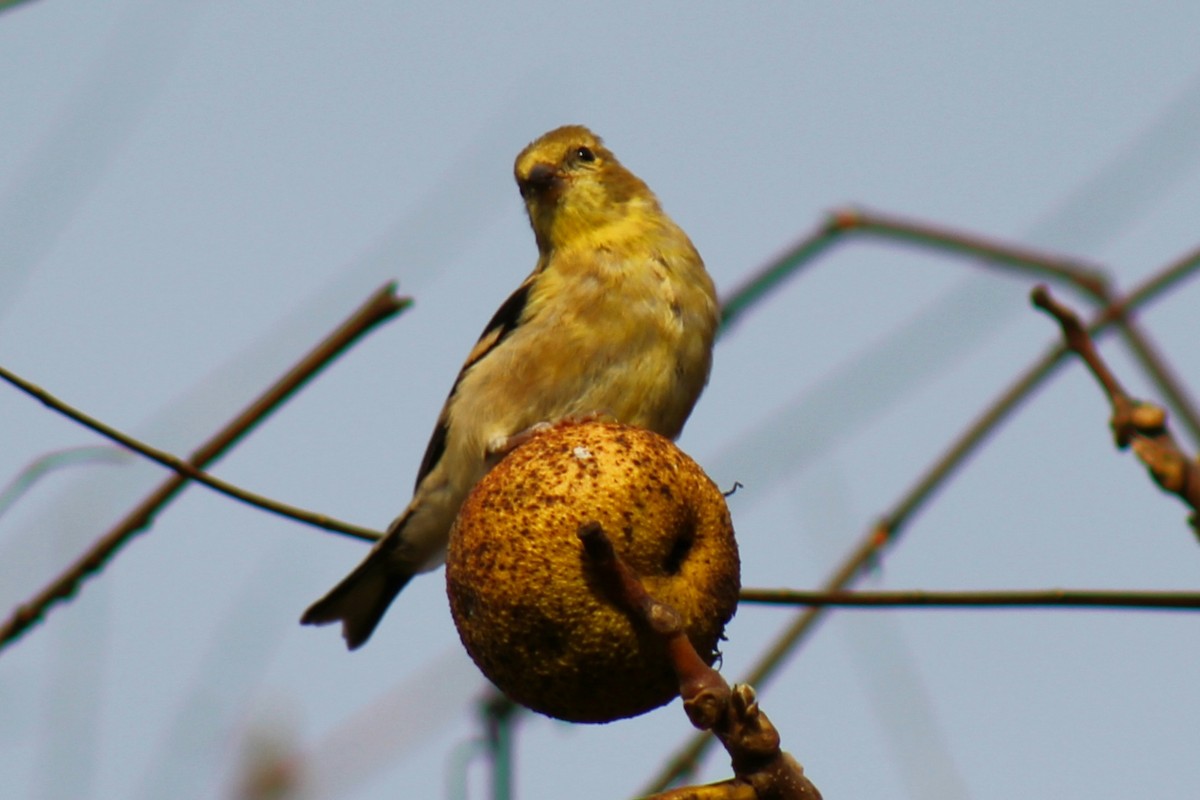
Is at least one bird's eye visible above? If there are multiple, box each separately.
[574,146,595,163]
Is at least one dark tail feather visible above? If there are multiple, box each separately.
[300,549,414,650]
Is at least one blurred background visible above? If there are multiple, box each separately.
[1,2,1198,798]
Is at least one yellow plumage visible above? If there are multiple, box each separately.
[301,125,718,649]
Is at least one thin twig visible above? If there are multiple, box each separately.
[0,364,382,542]
[833,207,1111,298]
[1094,300,1200,448]
[642,243,1200,793]
[1089,243,1200,447]
[721,209,1200,448]
[718,207,1112,332]
[1032,287,1133,424]
[1122,242,1200,312]
[719,217,842,330]
[1032,285,1200,532]
[739,588,1200,610]
[867,241,1196,537]
[0,283,407,651]
[845,209,1200,445]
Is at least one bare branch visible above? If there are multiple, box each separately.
[0,283,406,651]
[1032,284,1200,533]
[718,206,1111,331]
[720,209,1200,446]
[832,207,1111,298]
[643,240,1200,793]
[739,588,1200,610]
[0,364,384,543]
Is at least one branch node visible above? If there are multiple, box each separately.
[826,206,863,232]
[1130,402,1168,434]
[1032,284,1200,535]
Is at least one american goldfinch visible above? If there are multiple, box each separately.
[301,125,719,649]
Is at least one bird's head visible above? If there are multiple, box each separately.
[514,125,656,252]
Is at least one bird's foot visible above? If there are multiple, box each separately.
[564,409,617,426]
[485,412,617,461]
[487,422,554,460]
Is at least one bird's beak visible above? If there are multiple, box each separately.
[518,162,561,200]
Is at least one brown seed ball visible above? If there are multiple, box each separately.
[445,420,740,723]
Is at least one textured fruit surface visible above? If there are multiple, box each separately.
[446,420,739,723]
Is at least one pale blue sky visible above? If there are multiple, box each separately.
[2,3,1199,798]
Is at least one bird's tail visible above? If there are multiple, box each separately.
[300,543,415,650]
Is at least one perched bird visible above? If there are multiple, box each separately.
[301,125,719,649]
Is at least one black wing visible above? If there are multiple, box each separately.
[411,277,535,490]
